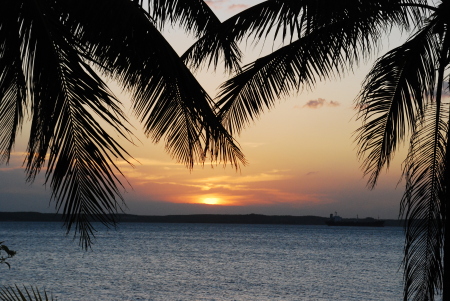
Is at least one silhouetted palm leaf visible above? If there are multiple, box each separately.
[401,101,447,301]
[0,0,246,248]
[150,0,242,72]
[3,0,134,248]
[215,0,419,135]
[179,0,426,75]
[356,20,439,188]
[0,286,52,301]
[0,1,27,163]
[150,0,218,36]
[65,0,245,169]
[355,10,450,300]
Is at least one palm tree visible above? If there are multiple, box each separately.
[0,0,245,249]
[150,0,449,300]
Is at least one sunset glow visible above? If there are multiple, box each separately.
[0,0,409,220]
[202,197,221,205]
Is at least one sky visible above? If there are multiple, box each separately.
[0,0,412,219]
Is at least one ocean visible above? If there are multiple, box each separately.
[0,222,404,300]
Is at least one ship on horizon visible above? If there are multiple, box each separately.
[325,212,385,227]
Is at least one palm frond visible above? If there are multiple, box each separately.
[182,0,427,72]
[217,8,396,135]
[0,1,27,163]
[150,0,219,37]
[150,0,242,72]
[179,0,307,73]
[243,0,427,42]
[64,0,246,169]
[400,100,447,301]
[355,20,439,188]
[16,0,133,248]
[0,285,53,301]
[180,24,242,73]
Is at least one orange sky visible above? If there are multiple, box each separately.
[0,0,410,219]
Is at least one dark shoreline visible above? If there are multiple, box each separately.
[0,212,404,227]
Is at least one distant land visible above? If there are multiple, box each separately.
[0,212,404,227]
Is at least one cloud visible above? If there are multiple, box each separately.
[302,98,325,109]
[116,158,180,167]
[190,172,291,186]
[301,98,340,109]
[306,171,318,176]
[204,0,228,9]
[127,167,295,193]
[205,0,250,12]
[228,4,250,11]
[0,166,23,172]
[328,100,340,107]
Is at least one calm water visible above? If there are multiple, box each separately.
[0,222,404,300]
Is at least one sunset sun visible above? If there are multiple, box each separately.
[202,197,221,205]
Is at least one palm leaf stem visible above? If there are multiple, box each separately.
[435,28,450,301]
[444,170,450,301]
[444,153,450,299]
[441,33,450,301]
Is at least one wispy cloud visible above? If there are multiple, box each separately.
[0,152,30,171]
[115,158,180,167]
[191,171,291,185]
[204,0,228,9]
[299,98,341,109]
[138,170,292,194]
[0,166,23,172]
[328,100,340,107]
[306,171,318,176]
[228,4,250,11]
[205,0,250,12]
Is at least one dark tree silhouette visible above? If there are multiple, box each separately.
[151,0,449,300]
[3,0,450,299]
[0,0,245,249]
